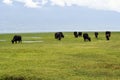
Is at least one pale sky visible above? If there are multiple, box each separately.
[0,0,120,33]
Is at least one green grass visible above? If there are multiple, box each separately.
[0,32,120,80]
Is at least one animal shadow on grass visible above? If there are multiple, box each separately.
[0,75,25,80]
[0,75,43,80]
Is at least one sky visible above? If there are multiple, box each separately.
[0,0,120,33]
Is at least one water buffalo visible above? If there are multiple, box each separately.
[11,35,22,44]
[83,33,91,41]
[105,31,111,40]
[73,32,82,38]
[94,32,99,39]
[55,32,64,40]
[74,32,78,38]
[78,32,82,37]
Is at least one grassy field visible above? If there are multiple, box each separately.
[0,32,120,80]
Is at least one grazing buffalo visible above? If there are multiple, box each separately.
[94,32,99,39]
[11,35,22,44]
[74,32,78,38]
[55,32,64,40]
[105,31,111,40]
[73,32,82,38]
[83,33,91,41]
[78,32,82,37]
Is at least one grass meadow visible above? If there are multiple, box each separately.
[0,32,120,80]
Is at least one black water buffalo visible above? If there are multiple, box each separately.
[94,32,99,38]
[73,32,82,38]
[105,31,111,40]
[83,33,91,41]
[11,35,22,44]
[78,32,82,37]
[55,32,64,40]
[74,32,78,38]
